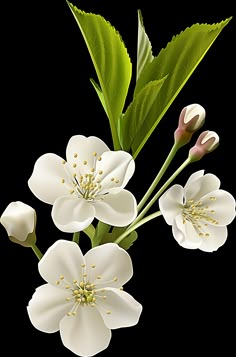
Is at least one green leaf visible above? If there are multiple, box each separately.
[118,231,138,250]
[67,1,132,150]
[100,227,138,250]
[92,221,111,247]
[132,17,232,158]
[136,9,154,81]
[90,78,108,116]
[100,226,125,245]
[119,77,167,151]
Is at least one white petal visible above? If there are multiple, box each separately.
[39,240,85,286]
[159,185,184,225]
[52,196,95,233]
[172,215,202,249]
[27,284,73,333]
[60,306,111,357]
[84,243,133,289]
[184,170,205,189]
[93,190,137,226]
[66,135,110,177]
[184,173,220,203]
[201,190,236,226]
[96,151,135,193]
[199,226,228,252]
[28,153,72,204]
[96,287,142,329]
[0,201,35,241]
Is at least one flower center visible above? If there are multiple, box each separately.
[182,196,219,237]
[55,263,121,317]
[61,152,120,201]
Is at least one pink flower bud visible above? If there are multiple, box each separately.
[188,130,219,162]
[174,104,206,147]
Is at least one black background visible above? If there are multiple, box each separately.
[1,1,235,355]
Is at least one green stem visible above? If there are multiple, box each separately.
[110,121,121,151]
[138,142,179,212]
[130,157,191,228]
[73,231,80,244]
[31,243,43,260]
[114,211,162,245]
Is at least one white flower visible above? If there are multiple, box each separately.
[28,135,137,232]
[159,170,236,252]
[0,201,36,242]
[27,240,142,357]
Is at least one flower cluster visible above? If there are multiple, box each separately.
[0,3,235,357]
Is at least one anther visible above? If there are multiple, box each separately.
[83,160,87,165]
[74,153,78,158]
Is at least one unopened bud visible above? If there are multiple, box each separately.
[188,130,219,162]
[0,201,37,246]
[174,104,206,147]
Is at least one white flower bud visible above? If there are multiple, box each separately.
[181,104,206,131]
[199,130,219,152]
[0,201,36,243]
[174,103,206,148]
[188,130,219,162]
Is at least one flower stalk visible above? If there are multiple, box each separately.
[130,157,191,228]
[115,211,162,245]
[30,243,43,260]
[137,142,179,212]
